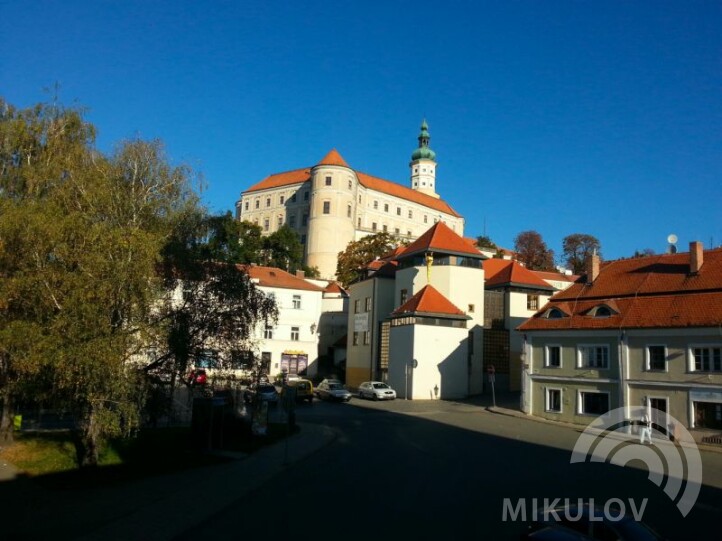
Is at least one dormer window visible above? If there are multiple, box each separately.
[588,304,617,318]
[545,308,565,319]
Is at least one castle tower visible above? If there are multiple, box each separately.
[409,119,439,199]
[306,149,357,279]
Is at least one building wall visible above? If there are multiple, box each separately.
[507,290,553,392]
[388,323,469,400]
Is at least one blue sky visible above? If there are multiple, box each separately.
[2,1,721,262]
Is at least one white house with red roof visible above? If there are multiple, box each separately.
[235,121,464,280]
[346,221,485,399]
[519,242,722,441]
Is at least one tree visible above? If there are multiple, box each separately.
[562,233,602,274]
[262,225,304,272]
[476,235,497,250]
[336,232,404,287]
[513,230,555,271]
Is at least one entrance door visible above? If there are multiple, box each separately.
[649,397,668,436]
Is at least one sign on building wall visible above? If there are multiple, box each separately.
[354,313,369,332]
[281,352,309,374]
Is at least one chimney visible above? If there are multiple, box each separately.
[295,269,305,279]
[690,241,703,274]
[586,251,600,284]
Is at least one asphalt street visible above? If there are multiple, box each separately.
[177,397,722,540]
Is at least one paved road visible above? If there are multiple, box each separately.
[178,397,722,540]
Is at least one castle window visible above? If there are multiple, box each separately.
[264,218,270,231]
[383,225,388,232]
[347,204,352,218]
[325,176,332,186]
[245,201,249,211]
[323,201,330,214]
[373,200,378,210]
[414,168,418,173]
[422,168,426,173]
[407,230,412,236]
[384,203,389,212]
[372,222,377,231]
[396,207,401,216]
[280,195,285,204]
[408,210,413,219]
[255,200,260,209]
[424,215,428,224]
[395,228,400,235]
[357,217,361,228]
[277,215,283,227]
[266,197,271,207]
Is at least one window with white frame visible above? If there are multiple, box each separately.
[292,295,301,309]
[354,299,360,313]
[579,391,610,415]
[692,346,722,372]
[578,345,609,369]
[264,325,273,339]
[352,332,359,346]
[527,294,539,310]
[323,201,330,214]
[546,388,561,412]
[545,345,561,368]
[363,330,371,345]
[365,297,372,311]
[325,175,332,186]
[291,327,300,341]
[646,345,667,371]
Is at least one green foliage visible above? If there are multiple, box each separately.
[336,232,404,287]
[475,235,497,250]
[562,233,602,274]
[263,224,304,272]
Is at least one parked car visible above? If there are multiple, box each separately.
[244,382,279,404]
[521,503,665,540]
[358,381,396,401]
[315,381,352,402]
[286,378,314,403]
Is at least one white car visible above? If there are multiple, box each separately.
[358,381,396,401]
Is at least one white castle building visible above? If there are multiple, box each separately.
[235,121,464,279]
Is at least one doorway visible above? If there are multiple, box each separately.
[648,397,668,436]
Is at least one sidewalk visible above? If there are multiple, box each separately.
[0,422,336,540]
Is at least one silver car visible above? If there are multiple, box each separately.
[316,381,352,402]
[358,381,396,401]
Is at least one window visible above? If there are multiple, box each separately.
[347,204,352,218]
[373,200,378,210]
[400,289,408,305]
[291,326,300,341]
[291,193,297,203]
[264,325,274,339]
[255,199,260,209]
[395,228,400,235]
[302,213,308,226]
[363,330,370,345]
[384,203,389,212]
[244,201,249,211]
[303,191,309,201]
[292,294,301,309]
[365,297,372,311]
[396,207,401,216]
[546,389,561,412]
[647,345,666,371]
[407,231,412,237]
[348,179,352,189]
[277,215,283,227]
[545,346,561,368]
[264,218,270,231]
[468,304,475,313]
[352,332,359,346]
[692,346,722,372]
[325,175,332,186]
[382,224,387,232]
[408,210,413,219]
[354,299,360,313]
[266,197,271,207]
[527,295,539,310]
[578,345,609,369]
[290,215,296,227]
[280,195,285,204]
[424,215,428,224]
[593,305,612,318]
[546,308,564,319]
[358,218,361,228]
[323,201,330,214]
[579,392,610,415]
[372,222,377,231]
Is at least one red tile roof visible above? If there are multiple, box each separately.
[398,221,482,259]
[239,265,324,292]
[519,247,722,330]
[533,270,579,283]
[323,281,348,296]
[483,259,555,290]
[241,152,460,217]
[391,285,468,318]
[317,148,350,167]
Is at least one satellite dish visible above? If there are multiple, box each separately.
[667,234,678,244]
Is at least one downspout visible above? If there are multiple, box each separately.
[619,330,628,419]
[371,276,377,382]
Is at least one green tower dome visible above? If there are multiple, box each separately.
[410,119,436,161]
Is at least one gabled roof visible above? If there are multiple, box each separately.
[239,265,324,292]
[533,270,579,283]
[241,153,461,217]
[483,259,555,291]
[391,285,469,319]
[519,247,722,331]
[397,221,482,260]
[323,281,348,296]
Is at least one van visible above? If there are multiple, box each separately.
[286,378,314,403]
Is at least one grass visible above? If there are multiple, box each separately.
[0,420,298,489]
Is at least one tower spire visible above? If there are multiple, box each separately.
[409,120,439,198]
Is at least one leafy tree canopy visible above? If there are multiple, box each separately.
[513,230,555,271]
[562,233,602,274]
[336,232,405,287]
